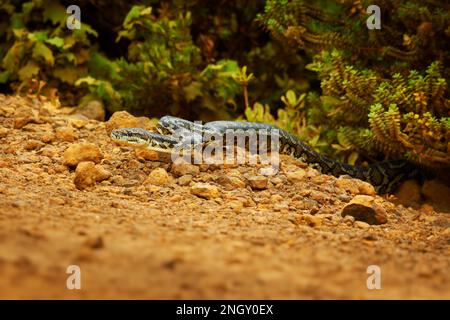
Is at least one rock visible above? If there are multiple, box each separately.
[229,200,244,213]
[84,236,104,249]
[134,148,164,161]
[421,179,450,213]
[41,133,55,143]
[336,176,360,194]
[190,183,220,200]
[14,106,39,129]
[336,176,376,195]
[24,140,44,151]
[341,195,388,225]
[216,176,246,190]
[68,118,88,129]
[286,169,306,184]
[105,111,155,135]
[144,168,173,186]
[270,194,284,203]
[357,181,376,196]
[394,179,422,207]
[63,143,103,167]
[177,175,192,186]
[354,221,371,229]
[0,127,8,138]
[273,202,289,211]
[300,214,322,227]
[74,161,111,190]
[258,166,278,176]
[55,126,77,142]
[343,215,355,225]
[74,100,105,121]
[171,159,200,177]
[247,176,268,190]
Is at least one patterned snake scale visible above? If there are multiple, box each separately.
[111,116,419,194]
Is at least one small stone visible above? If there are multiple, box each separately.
[190,183,220,200]
[84,236,104,249]
[258,166,278,176]
[354,221,371,229]
[286,169,306,184]
[336,176,376,195]
[216,176,246,190]
[74,161,111,190]
[229,200,244,213]
[394,179,421,207]
[341,195,388,225]
[55,126,77,142]
[357,181,376,196]
[247,176,268,190]
[14,106,39,128]
[0,127,9,138]
[171,159,200,177]
[63,143,103,167]
[336,176,360,194]
[105,111,155,136]
[343,215,355,224]
[421,179,450,213]
[134,148,164,161]
[144,168,173,186]
[74,100,105,121]
[177,175,192,186]
[41,133,55,143]
[270,194,284,203]
[301,214,322,227]
[24,139,44,151]
[273,202,289,211]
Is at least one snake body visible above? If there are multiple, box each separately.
[111,116,417,193]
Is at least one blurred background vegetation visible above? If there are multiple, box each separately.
[0,0,449,169]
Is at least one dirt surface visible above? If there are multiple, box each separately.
[0,94,449,299]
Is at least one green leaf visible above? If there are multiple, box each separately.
[348,152,359,166]
[123,5,146,27]
[75,76,98,87]
[32,42,54,66]
[0,70,11,83]
[43,1,66,25]
[45,37,64,48]
[18,61,40,80]
[54,66,81,84]
[28,31,49,42]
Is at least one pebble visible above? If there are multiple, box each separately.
[24,140,44,151]
[0,127,9,138]
[300,214,322,227]
[171,159,200,177]
[55,126,77,142]
[74,100,105,121]
[394,179,421,207]
[74,161,112,190]
[247,176,268,190]
[286,169,306,184]
[354,221,371,229]
[336,176,376,195]
[190,183,220,200]
[144,168,173,186]
[63,143,103,167]
[341,195,388,225]
[177,175,192,186]
[105,110,155,135]
[216,176,246,190]
[258,166,278,176]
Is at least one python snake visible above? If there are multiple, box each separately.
[111,116,418,193]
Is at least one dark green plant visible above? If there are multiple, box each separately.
[257,0,450,168]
